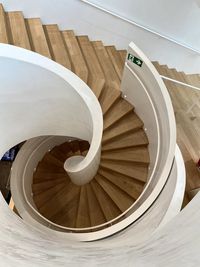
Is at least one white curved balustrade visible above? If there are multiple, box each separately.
[0,39,192,266]
[8,40,185,242]
[0,44,103,186]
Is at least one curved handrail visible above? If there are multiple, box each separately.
[8,41,179,240]
[0,44,103,186]
[119,42,176,217]
[12,42,177,235]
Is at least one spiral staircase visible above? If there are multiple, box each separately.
[0,5,153,233]
[0,2,199,266]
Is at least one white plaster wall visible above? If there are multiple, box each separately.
[0,0,200,73]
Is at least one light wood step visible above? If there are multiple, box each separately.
[33,172,69,183]
[35,163,65,174]
[32,177,67,195]
[106,45,124,80]
[69,140,81,155]
[152,61,166,76]
[62,30,88,83]
[56,142,71,155]
[99,85,121,115]
[79,140,89,156]
[95,174,133,212]
[54,192,80,228]
[162,66,191,112]
[6,11,31,49]
[102,129,148,151]
[102,112,143,144]
[76,186,90,228]
[42,153,64,167]
[101,146,149,164]
[0,4,8,43]
[44,24,71,69]
[103,98,134,130]
[86,183,106,226]
[33,182,67,209]
[26,18,51,58]
[187,73,200,88]
[91,179,121,221]
[100,160,148,183]
[40,182,80,223]
[50,146,68,163]
[98,168,144,199]
[77,35,105,98]
[118,50,127,64]
[92,41,120,90]
[158,66,182,112]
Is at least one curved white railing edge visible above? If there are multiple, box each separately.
[120,42,176,209]
[156,145,186,230]
[0,43,103,185]
[8,41,180,241]
[122,63,160,181]
[11,138,184,241]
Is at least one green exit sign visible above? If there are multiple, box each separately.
[127,53,143,67]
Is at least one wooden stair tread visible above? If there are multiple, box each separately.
[42,153,64,167]
[95,174,133,212]
[69,140,81,155]
[34,166,66,179]
[102,129,148,151]
[33,182,67,209]
[92,41,120,90]
[44,24,71,69]
[86,183,106,226]
[26,18,51,58]
[77,35,105,98]
[91,179,121,221]
[162,66,191,112]
[35,163,65,174]
[62,30,88,82]
[40,182,80,222]
[101,146,149,164]
[76,186,90,228]
[0,4,8,43]
[98,168,144,199]
[99,85,121,115]
[50,146,68,163]
[32,177,67,195]
[103,112,143,143]
[54,194,80,228]
[79,140,89,156]
[103,98,134,130]
[152,61,166,75]
[33,172,69,183]
[56,142,71,155]
[106,45,124,80]
[118,50,127,64]
[6,11,31,49]
[100,160,148,183]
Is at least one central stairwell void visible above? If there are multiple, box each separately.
[0,3,185,246]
